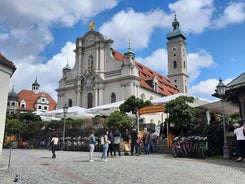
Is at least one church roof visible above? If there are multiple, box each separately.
[18,90,57,111]
[166,15,186,41]
[32,78,40,87]
[111,49,179,96]
[0,53,16,74]
[8,86,19,101]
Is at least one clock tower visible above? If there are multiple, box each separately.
[166,15,189,94]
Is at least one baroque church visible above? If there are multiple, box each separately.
[56,16,188,109]
[7,78,57,114]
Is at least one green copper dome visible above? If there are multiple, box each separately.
[63,62,71,72]
[124,47,135,55]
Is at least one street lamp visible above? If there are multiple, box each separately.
[216,79,229,159]
[62,104,68,146]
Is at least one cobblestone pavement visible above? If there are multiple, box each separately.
[1,149,245,184]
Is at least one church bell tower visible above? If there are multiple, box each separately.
[166,15,189,94]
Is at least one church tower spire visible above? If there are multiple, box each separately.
[32,77,40,94]
[166,15,189,94]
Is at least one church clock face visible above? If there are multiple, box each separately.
[171,46,178,53]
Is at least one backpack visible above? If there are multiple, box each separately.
[100,135,105,145]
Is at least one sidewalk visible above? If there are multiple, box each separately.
[1,149,245,184]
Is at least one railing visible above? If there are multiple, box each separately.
[0,142,12,169]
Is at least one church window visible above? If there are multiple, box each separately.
[173,61,177,68]
[68,99,72,107]
[154,82,158,92]
[173,54,176,56]
[44,106,47,110]
[141,94,145,100]
[21,104,25,109]
[111,93,116,103]
[11,102,15,106]
[38,105,41,109]
[7,102,10,106]
[184,61,186,68]
[88,93,93,108]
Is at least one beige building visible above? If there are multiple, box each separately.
[0,53,16,155]
[56,17,188,117]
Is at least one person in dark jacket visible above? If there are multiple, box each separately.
[130,126,138,156]
[113,129,121,157]
[143,128,151,155]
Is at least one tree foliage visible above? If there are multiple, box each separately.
[119,95,152,117]
[105,110,131,131]
[165,96,198,136]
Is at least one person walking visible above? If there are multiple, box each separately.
[101,130,110,162]
[50,134,59,158]
[130,126,138,156]
[234,122,245,162]
[113,128,122,157]
[151,130,158,152]
[107,130,114,157]
[88,130,97,162]
[143,128,151,155]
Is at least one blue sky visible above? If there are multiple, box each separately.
[0,0,245,102]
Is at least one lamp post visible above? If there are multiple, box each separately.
[216,79,229,159]
[62,104,68,146]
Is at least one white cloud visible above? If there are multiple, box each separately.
[136,49,168,74]
[137,48,215,84]
[168,0,214,33]
[0,0,119,61]
[214,2,245,28]
[10,42,76,101]
[99,9,170,50]
[189,78,232,101]
[187,49,215,82]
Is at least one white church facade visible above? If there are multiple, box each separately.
[56,16,188,119]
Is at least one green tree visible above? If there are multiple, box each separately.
[105,110,131,131]
[17,112,41,123]
[165,96,198,136]
[119,95,152,118]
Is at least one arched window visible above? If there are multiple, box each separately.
[111,93,116,103]
[184,61,186,69]
[173,61,177,68]
[68,99,72,107]
[141,94,145,100]
[88,93,93,108]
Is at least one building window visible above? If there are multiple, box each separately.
[173,61,177,68]
[184,61,186,69]
[111,93,116,103]
[38,106,41,109]
[44,106,47,110]
[141,94,145,100]
[68,99,72,107]
[11,102,15,106]
[88,93,93,108]
[21,104,25,109]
